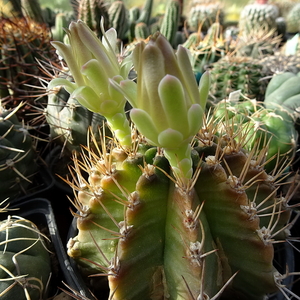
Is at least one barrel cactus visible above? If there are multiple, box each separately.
[207,56,267,103]
[238,0,279,34]
[0,214,51,300]
[49,21,298,300]
[0,103,39,202]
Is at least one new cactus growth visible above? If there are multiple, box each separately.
[49,21,298,300]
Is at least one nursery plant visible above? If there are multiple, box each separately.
[48,20,299,300]
[0,205,51,300]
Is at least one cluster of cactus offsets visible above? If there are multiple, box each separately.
[187,0,224,32]
[45,83,109,155]
[207,56,267,103]
[0,215,51,300]
[0,16,57,124]
[0,102,39,202]
[52,21,299,300]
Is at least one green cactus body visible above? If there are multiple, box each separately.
[239,0,279,34]
[286,2,300,33]
[0,217,51,300]
[20,0,44,23]
[67,115,293,299]
[213,98,297,173]
[183,22,226,75]
[136,0,153,25]
[108,1,129,41]
[208,56,266,103]
[134,22,150,41]
[0,104,39,202]
[77,0,109,37]
[159,0,181,46]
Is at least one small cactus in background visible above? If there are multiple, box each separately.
[108,0,129,41]
[0,103,39,202]
[75,0,110,38]
[0,215,51,300]
[187,0,224,32]
[159,0,181,47]
[207,56,267,103]
[52,23,298,299]
[239,0,279,34]
[183,21,227,77]
[286,2,300,33]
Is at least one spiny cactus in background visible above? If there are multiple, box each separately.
[234,27,282,58]
[74,0,109,38]
[212,96,298,173]
[286,2,300,33]
[45,83,109,155]
[0,16,58,124]
[183,21,227,77]
[108,0,129,41]
[53,24,299,300]
[239,0,279,35]
[207,56,267,103]
[187,0,224,32]
[0,103,39,202]
[127,0,153,42]
[0,215,51,300]
[159,0,182,47]
[260,52,300,75]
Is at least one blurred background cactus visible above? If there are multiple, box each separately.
[0,102,40,202]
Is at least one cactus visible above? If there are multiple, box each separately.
[0,215,51,300]
[159,0,181,47]
[0,16,58,124]
[187,0,224,32]
[108,1,129,41]
[75,0,109,38]
[286,2,300,33]
[207,56,267,103]
[238,0,279,35]
[52,25,298,299]
[0,103,40,202]
[183,21,227,76]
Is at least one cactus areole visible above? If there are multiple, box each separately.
[49,21,296,300]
